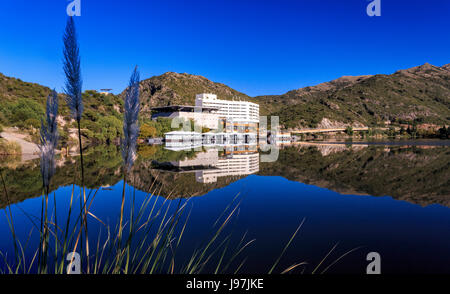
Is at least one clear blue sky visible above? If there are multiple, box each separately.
[0,0,449,96]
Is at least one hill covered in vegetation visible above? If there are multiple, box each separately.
[0,73,124,146]
[130,63,450,129]
[1,62,449,145]
[256,63,450,129]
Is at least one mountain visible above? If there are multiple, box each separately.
[1,63,450,137]
[0,72,124,145]
[130,63,449,129]
[255,63,450,129]
[0,73,53,127]
[133,72,261,115]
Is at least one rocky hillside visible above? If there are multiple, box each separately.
[133,72,261,115]
[132,63,449,129]
[2,62,449,135]
[256,63,450,129]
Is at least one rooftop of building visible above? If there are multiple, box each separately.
[151,105,219,113]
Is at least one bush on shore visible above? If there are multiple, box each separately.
[0,139,22,155]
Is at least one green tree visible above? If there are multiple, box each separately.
[345,126,354,136]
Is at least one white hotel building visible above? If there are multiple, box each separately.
[153,93,260,145]
[195,93,259,128]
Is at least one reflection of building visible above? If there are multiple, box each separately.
[274,132,292,144]
[221,143,258,155]
[164,131,203,151]
[202,132,257,145]
[160,148,218,170]
[165,131,257,151]
[152,147,259,184]
[195,152,259,183]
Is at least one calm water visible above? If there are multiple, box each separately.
[0,141,449,273]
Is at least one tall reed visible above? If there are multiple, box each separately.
[37,89,59,273]
[116,66,140,272]
[63,17,83,170]
[63,16,88,268]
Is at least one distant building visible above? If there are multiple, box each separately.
[151,93,260,133]
[195,93,259,133]
[195,93,259,123]
[100,88,112,95]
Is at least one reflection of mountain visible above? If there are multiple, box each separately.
[1,144,448,208]
[0,145,123,208]
[259,145,450,206]
[289,141,368,156]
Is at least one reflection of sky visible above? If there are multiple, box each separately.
[1,175,449,273]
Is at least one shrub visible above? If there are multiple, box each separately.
[7,98,44,126]
[345,126,354,136]
[98,116,123,142]
[0,139,21,155]
[24,118,40,129]
[139,123,157,139]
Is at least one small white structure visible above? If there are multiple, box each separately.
[165,131,202,150]
[275,132,292,143]
[165,131,257,150]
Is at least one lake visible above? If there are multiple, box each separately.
[0,140,449,274]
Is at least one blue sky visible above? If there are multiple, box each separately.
[0,0,449,96]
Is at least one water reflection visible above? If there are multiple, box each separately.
[0,141,449,207]
[152,146,259,184]
[263,141,450,206]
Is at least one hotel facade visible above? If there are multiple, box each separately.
[195,93,259,133]
[151,93,260,144]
